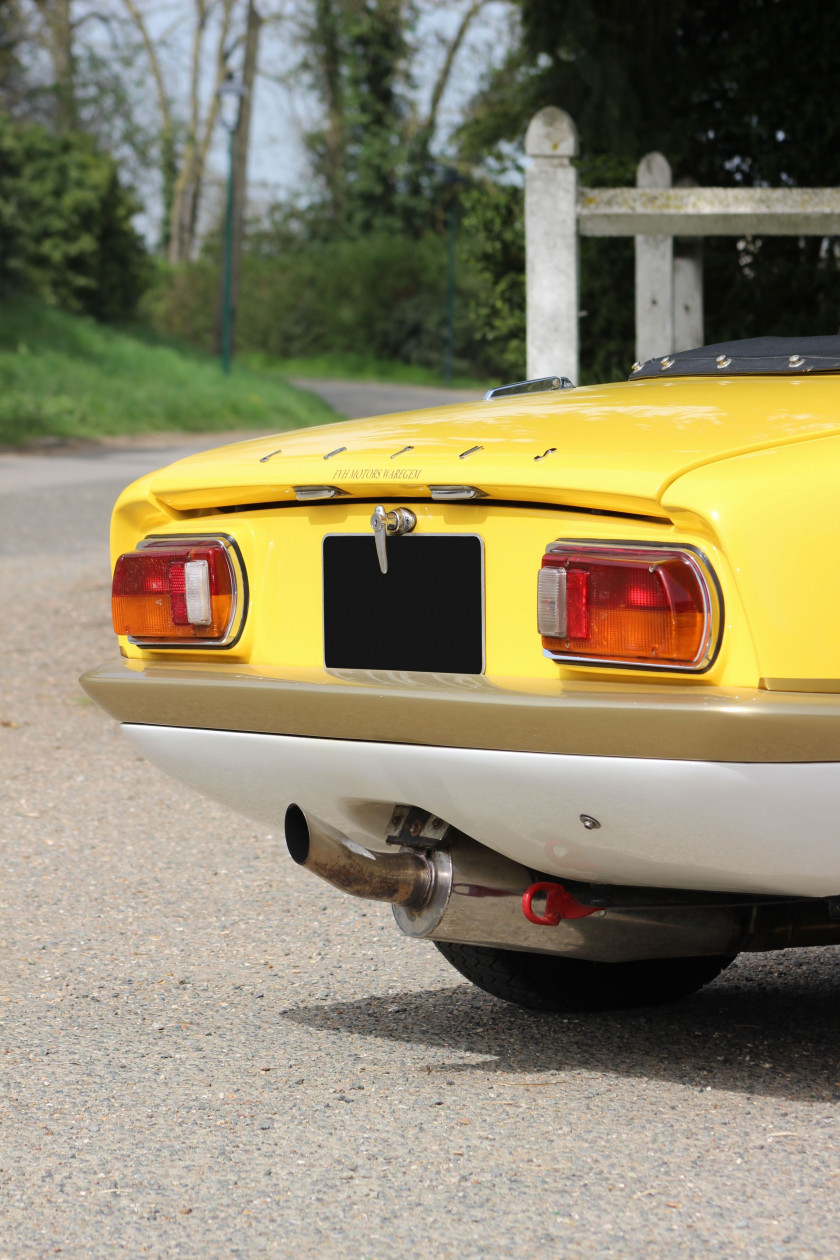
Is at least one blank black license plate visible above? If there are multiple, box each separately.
[323,535,484,673]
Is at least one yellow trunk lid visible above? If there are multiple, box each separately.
[147,375,840,515]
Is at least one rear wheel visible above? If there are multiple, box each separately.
[434,941,734,1012]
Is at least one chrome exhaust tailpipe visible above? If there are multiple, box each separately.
[284,804,434,909]
[285,805,747,962]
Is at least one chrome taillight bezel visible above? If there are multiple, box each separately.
[539,539,723,673]
[121,533,247,649]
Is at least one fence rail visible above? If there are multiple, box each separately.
[525,106,840,380]
[578,187,840,237]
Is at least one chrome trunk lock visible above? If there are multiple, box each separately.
[370,505,416,574]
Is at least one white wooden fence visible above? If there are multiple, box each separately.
[525,106,840,381]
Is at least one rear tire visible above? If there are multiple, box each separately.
[434,941,734,1012]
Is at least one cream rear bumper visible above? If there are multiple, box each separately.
[122,723,840,899]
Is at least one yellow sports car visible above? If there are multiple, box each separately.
[81,337,840,1012]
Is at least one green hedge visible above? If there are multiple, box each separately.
[0,114,148,321]
[144,231,491,377]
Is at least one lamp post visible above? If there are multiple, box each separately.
[217,73,246,375]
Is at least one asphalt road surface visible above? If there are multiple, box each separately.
[3,409,840,1258]
[289,377,481,418]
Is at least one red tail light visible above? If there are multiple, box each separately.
[538,543,720,671]
[112,538,239,644]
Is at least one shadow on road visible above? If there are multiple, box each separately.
[279,950,840,1101]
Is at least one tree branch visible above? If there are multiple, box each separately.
[119,0,172,128]
[424,0,487,138]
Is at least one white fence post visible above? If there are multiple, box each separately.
[525,107,579,381]
[524,108,840,375]
[673,242,704,351]
[635,152,674,363]
[673,179,704,351]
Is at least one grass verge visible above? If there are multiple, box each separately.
[0,299,339,447]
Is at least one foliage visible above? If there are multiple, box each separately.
[459,1,840,365]
[0,113,148,320]
[0,297,337,446]
[0,3,27,112]
[462,0,840,180]
[459,156,636,385]
[147,230,486,376]
[664,0,840,343]
[304,0,411,236]
[458,181,525,380]
[14,0,839,393]
[239,351,487,389]
[298,0,480,240]
[72,42,167,210]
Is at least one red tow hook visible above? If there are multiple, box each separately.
[522,881,599,926]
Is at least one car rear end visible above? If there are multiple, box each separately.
[81,351,840,1008]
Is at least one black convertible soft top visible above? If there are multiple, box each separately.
[629,336,840,379]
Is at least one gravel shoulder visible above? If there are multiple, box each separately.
[1,443,840,1259]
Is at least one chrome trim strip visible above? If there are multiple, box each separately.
[428,485,487,500]
[293,485,348,501]
[484,375,574,400]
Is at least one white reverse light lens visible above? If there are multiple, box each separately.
[537,565,566,637]
[184,559,212,625]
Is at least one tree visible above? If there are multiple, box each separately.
[17,0,250,256]
[117,0,179,250]
[0,113,147,318]
[229,0,262,312]
[215,0,262,353]
[299,0,491,238]
[29,0,78,129]
[118,0,242,261]
[458,0,840,376]
[0,2,29,112]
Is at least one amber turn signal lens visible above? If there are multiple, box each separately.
[539,544,718,670]
[112,541,235,641]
